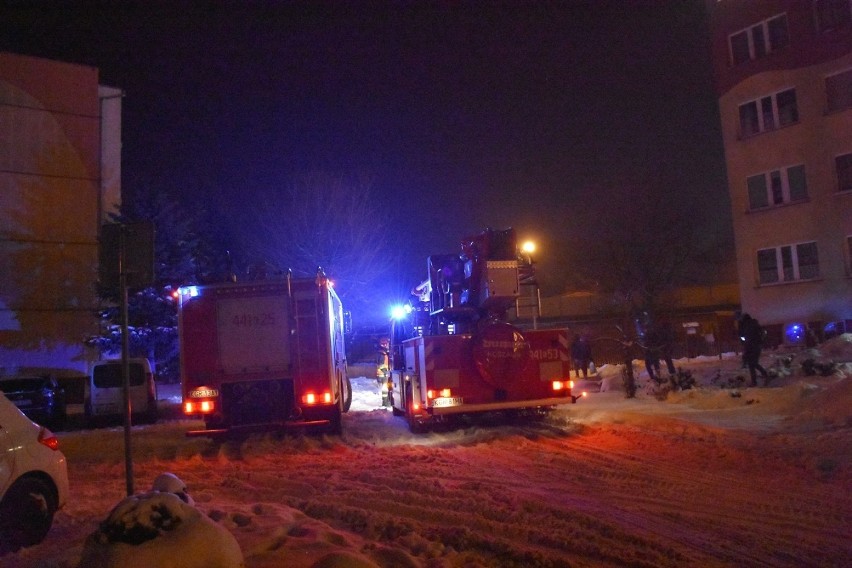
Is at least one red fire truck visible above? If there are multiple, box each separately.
[177,270,351,436]
[388,228,584,432]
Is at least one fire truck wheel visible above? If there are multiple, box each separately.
[340,375,352,413]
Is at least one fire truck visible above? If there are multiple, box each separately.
[388,228,584,432]
[176,270,351,436]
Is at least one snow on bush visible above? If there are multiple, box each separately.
[79,478,243,568]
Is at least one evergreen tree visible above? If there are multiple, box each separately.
[86,191,221,381]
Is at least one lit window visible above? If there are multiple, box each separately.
[815,0,852,33]
[739,88,798,137]
[729,13,789,65]
[756,242,820,285]
[746,165,808,210]
[826,68,852,112]
[836,153,852,192]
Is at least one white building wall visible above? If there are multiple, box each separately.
[719,52,852,330]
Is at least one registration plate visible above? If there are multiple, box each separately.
[189,388,219,398]
[433,397,463,408]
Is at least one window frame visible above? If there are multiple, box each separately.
[814,0,852,33]
[728,13,790,66]
[836,152,852,192]
[746,164,808,210]
[738,88,799,138]
[756,241,821,285]
[825,67,852,113]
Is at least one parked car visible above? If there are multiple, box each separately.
[87,358,158,424]
[0,392,69,553]
[0,375,67,428]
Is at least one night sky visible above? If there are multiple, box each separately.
[2,0,731,300]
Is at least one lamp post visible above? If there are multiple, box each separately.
[519,240,540,329]
[521,240,536,260]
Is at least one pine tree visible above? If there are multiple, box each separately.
[86,191,221,381]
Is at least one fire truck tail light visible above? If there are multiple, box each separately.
[184,400,215,414]
[413,402,421,411]
[302,392,333,405]
[570,380,575,389]
[427,388,452,399]
[552,380,564,391]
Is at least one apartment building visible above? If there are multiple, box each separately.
[0,52,122,376]
[709,0,852,343]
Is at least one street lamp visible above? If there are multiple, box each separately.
[518,240,540,329]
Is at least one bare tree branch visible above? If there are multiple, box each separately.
[239,172,394,312]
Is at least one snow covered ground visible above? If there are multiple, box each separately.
[4,335,851,568]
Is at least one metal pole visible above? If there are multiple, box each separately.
[532,284,538,330]
[120,226,134,496]
[534,286,541,330]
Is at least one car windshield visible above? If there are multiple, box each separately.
[0,377,48,392]
[93,364,145,388]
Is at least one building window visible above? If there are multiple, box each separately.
[739,88,799,137]
[729,13,790,65]
[837,153,852,191]
[746,165,808,210]
[815,0,852,33]
[757,242,820,285]
[826,68,852,112]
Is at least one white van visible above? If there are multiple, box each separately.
[86,358,158,423]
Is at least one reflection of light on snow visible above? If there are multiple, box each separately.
[156,377,390,412]
[349,376,388,412]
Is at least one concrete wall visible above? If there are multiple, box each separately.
[0,53,121,377]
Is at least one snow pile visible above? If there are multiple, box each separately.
[152,472,195,505]
[79,475,243,568]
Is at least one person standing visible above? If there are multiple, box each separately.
[657,318,677,376]
[571,334,592,379]
[642,324,662,382]
[738,313,769,386]
[376,336,391,406]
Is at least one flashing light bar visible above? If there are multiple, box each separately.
[391,303,412,320]
[178,286,199,298]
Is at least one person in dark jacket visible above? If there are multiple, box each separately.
[571,335,592,379]
[642,325,662,382]
[657,318,677,376]
[738,313,769,386]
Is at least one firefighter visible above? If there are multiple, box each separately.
[376,336,391,407]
